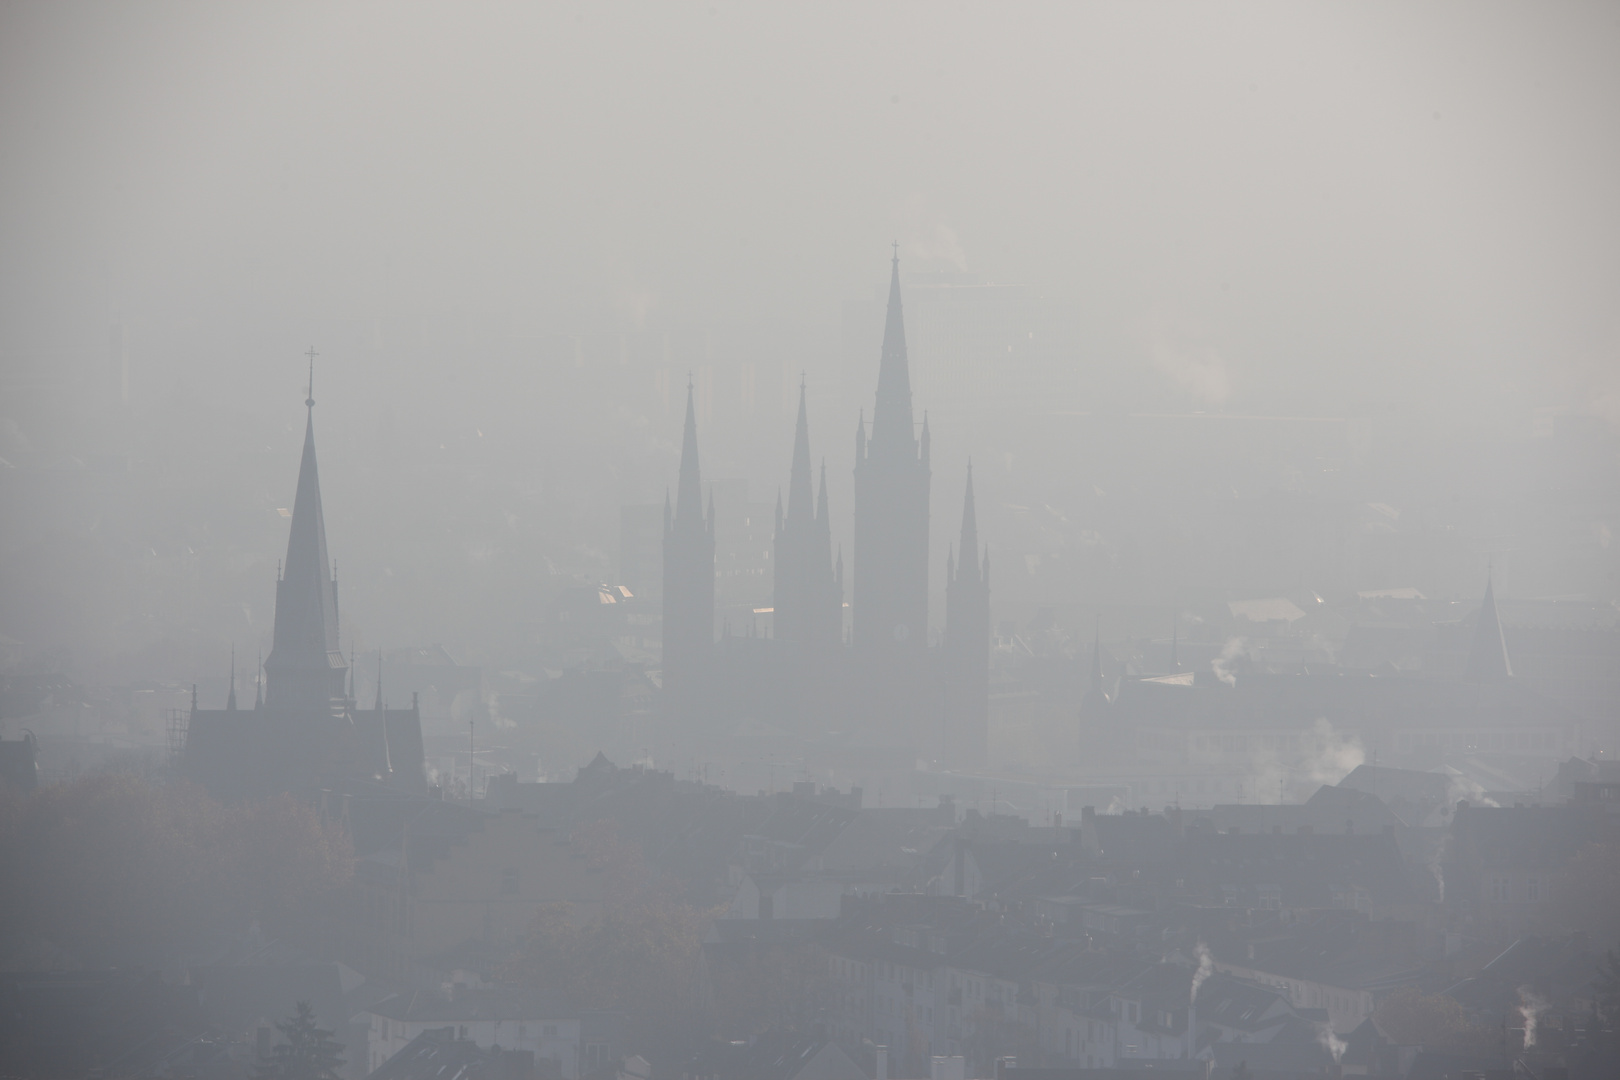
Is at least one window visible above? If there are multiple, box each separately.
[586,1043,609,1071]
[1490,877,1510,903]
[1528,876,1542,902]
[500,868,520,895]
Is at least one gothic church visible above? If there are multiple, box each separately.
[663,253,991,762]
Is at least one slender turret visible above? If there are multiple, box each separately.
[662,379,716,724]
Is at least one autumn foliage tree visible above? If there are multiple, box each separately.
[0,773,351,966]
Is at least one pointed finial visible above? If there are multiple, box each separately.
[305,346,317,408]
[892,240,899,263]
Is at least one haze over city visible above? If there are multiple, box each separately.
[1,4,1618,1080]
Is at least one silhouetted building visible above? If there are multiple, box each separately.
[181,375,426,799]
[658,254,989,762]
[661,383,716,729]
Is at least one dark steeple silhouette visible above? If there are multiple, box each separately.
[869,249,915,458]
[264,351,349,714]
[943,463,990,764]
[662,379,716,724]
[1464,571,1513,682]
[773,381,841,650]
[853,250,931,658]
[178,359,426,802]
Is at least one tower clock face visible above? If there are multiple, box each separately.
[892,622,911,643]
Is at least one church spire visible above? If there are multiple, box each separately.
[661,375,716,725]
[226,645,237,710]
[787,377,814,528]
[1464,569,1512,682]
[673,377,705,537]
[264,350,348,713]
[943,461,990,765]
[868,246,916,458]
[956,461,980,586]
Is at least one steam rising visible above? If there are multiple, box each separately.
[1518,985,1549,1049]
[1317,1024,1347,1064]
[1303,718,1365,787]
[1211,638,1246,688]
[1189,942,1213,1004]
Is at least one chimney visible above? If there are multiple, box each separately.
[875,1046,888,1080]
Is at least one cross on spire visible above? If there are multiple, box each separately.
[305,346,318,408]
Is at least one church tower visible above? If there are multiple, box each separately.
[1465,571,1512,682]
[263,358,349,715]
[773,381,841,652]
[943,464,990,764]
[853,250,931,659]
[662,381,716,723]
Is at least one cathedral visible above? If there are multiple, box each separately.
[662,253,991,763]
[181,369,427,800]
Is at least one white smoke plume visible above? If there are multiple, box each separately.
[1517,985,1549,1049]
[1190,942,1213,1004]
[1303,718,1365,787]
[1317,1024,1347,1063]
[1443,771,1500,808]
[1211,637,1246,687]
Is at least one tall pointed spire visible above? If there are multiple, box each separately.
[786,378,814,527]
[1464,570,1512,682]
[956,461,980,586]
[944,462,990,765]
[264,349,349,713]
[662,375,716,726]
[869,246,916,457]
[226,645,237,710]
[773,387,840,653]
[852,249,931,660]
[674,377,704,535]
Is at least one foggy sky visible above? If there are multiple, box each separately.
[2,2,1618,678]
